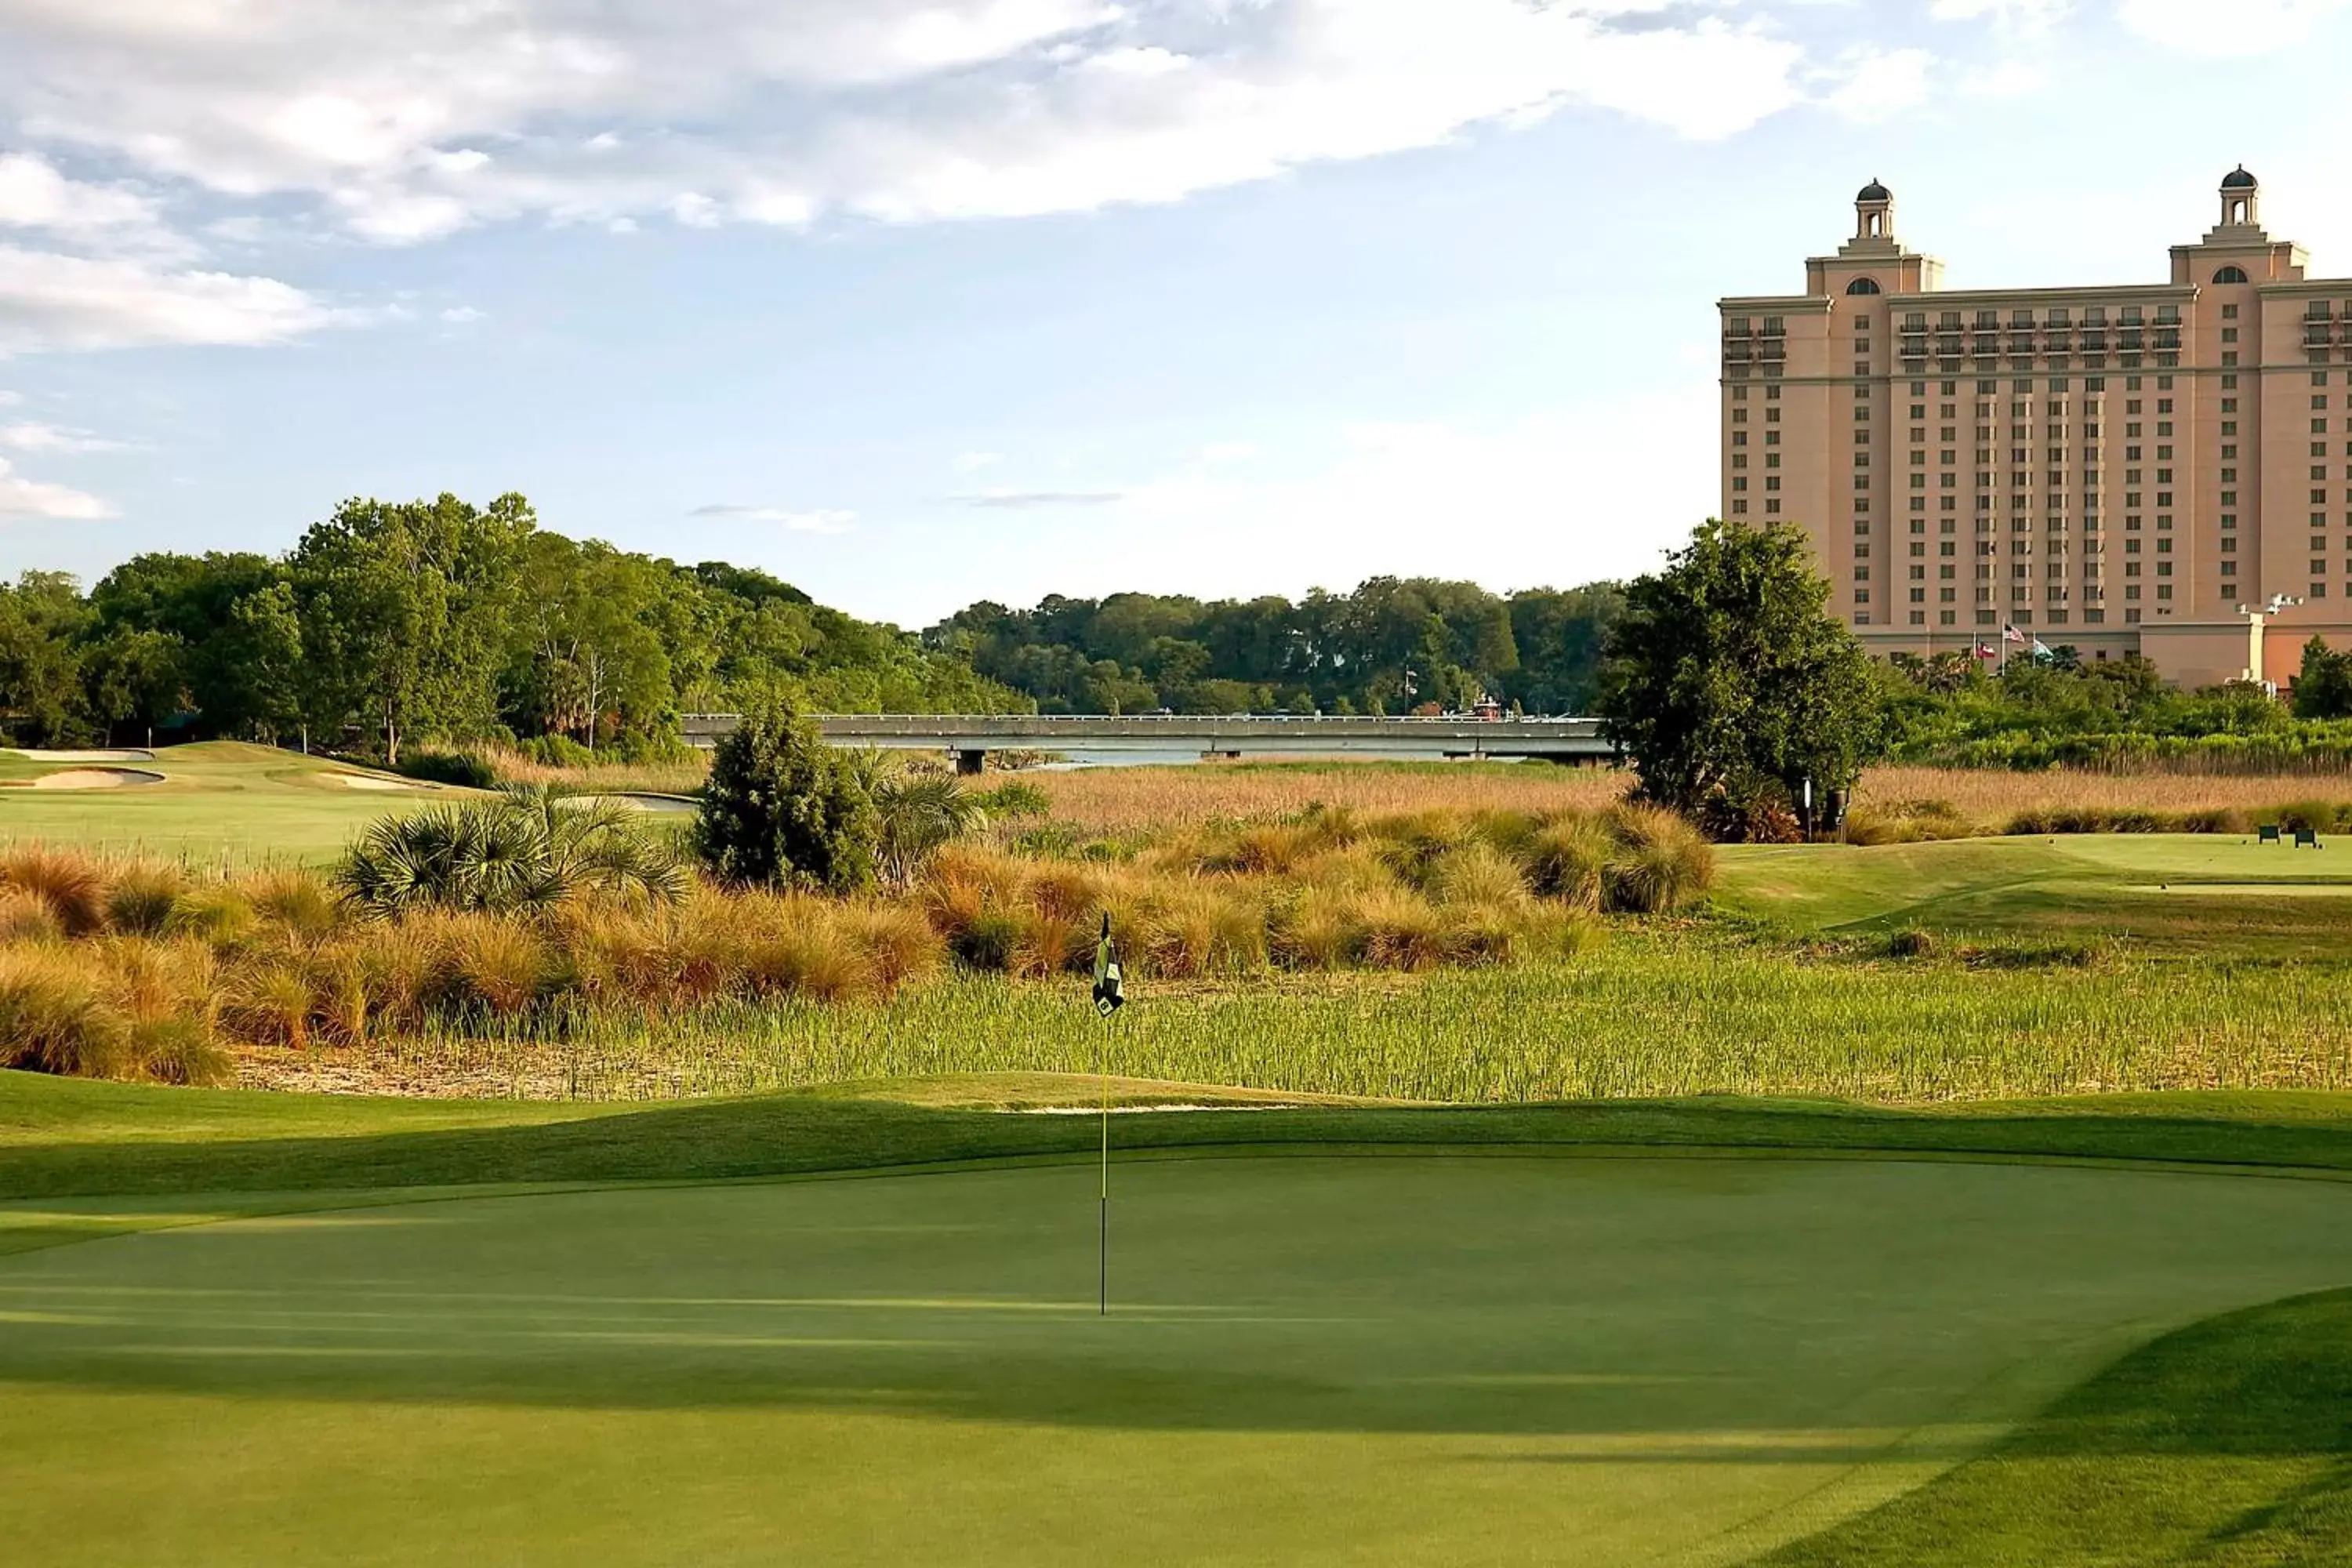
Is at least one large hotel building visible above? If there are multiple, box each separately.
[1719,170,2352,688]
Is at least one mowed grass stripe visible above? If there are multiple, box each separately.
[6,1157,2352,1566]
[16,1072,2352,1207]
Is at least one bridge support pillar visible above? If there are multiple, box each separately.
[953,749,987,776]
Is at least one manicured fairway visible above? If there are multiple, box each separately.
[0,741,465,864]
[1718,833,2352,955]
[5,1154,2352,1565]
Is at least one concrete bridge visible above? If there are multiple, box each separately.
[679,713,1612,771]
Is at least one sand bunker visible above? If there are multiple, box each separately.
[567,792,699,815]
[5,748,156,764]
[30,768,164,789]
[332,774,431,791]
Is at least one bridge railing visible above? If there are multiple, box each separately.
[679,713,1598,726]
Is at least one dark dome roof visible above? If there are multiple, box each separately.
[2221,165,2258,190]
[1857,179,1892,202]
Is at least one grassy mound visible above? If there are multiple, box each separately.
[5,1139,2352,1566]
[1765,1286,2352,1565]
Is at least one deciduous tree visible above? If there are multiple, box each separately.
[1595,519,1885,833]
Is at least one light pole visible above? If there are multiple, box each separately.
[2235,593,2302,691]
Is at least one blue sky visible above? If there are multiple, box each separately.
[3,0,2350,627]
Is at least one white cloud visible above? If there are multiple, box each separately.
[439,305,485,323]
[0,390,20,406]
[0,456,114,519]
[0,421,127,452]
[2115,0,2352,53]
[0,0,1834,244]
[0,245,339,352]
[954,450,1001,471]
[1929,0,2072,31]
[1813,46,1935,122]
[0,152,169,248]
[691,503,858,533]
[946,387,1719,609]
[947,488,1127,507]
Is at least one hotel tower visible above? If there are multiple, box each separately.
[1719,170,2352,687]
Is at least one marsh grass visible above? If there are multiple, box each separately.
[476,744,710,797]
[0,807,1682,1085]
[328,935,2352,1105]
[1023,760,2352,839]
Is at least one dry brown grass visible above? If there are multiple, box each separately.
[1854,767,2352,826]
[479,744,709,797]
[1027,762,1629,832]
[1023,759,2352,837]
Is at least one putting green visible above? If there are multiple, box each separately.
[1718,834,2352,955]
[5,1156,2352,1565]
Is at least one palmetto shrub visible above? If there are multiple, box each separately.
[853,755,989,885]
[337,788,686,916]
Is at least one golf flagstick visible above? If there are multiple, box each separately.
[1091,913,1124,1316]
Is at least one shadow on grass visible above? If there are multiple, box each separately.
[15,1093,2352,1207]
[1760,1287,2352,1565]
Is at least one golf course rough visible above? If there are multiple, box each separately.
[5,1154,2352,1566]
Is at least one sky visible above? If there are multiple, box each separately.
[3,1,2351,630]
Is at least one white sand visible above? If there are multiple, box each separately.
[332,775,430,791]
[567,792,699,815]
[30,768,165,789]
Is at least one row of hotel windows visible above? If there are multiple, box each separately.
[1725,306,2190,335]
[1727,303,2352,336]
[1866,609,2143,627]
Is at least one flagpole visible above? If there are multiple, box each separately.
[1098,1010,1109,1318]
[1091,911,1123,1319]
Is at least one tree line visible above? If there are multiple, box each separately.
[0,493,1025,758]
[0,496,1636,754]
[923,578,1627,717]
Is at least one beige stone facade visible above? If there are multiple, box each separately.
[1719,171,2352,688]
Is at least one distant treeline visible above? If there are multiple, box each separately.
[924,579,1628,717]
[0,493,1024,759]
[0,495,1632,754]
[1881,641,2352,773]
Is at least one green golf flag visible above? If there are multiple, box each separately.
[1091,913,1124,1017]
